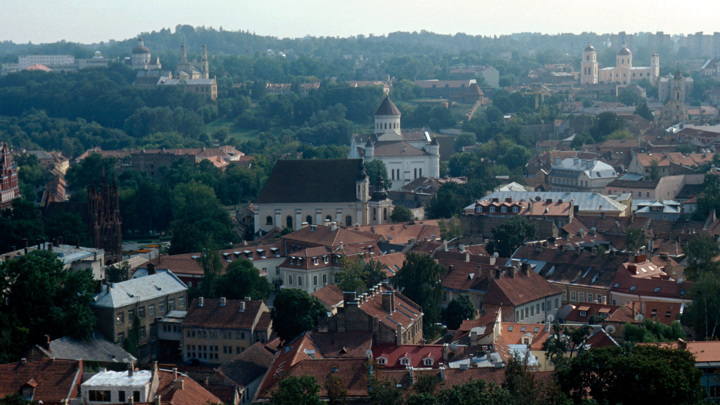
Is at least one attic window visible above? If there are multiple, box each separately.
[579,311,587,317]
[377,357,387,365]
[680,290,686,296]
[313,257,319,265]
[423,357,434,366]
[614,283,620,288]
[400,357,410,366]
[520,326,526,332]
[666,311,672,317]
[512,206,519,213]
[534,327,540,333]
[653,287,661,293]
[630,285,637,291]
[508,326,514,331]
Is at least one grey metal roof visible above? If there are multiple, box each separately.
[47,334,136,364]
[473,191,627,213]
[92,270,187,309]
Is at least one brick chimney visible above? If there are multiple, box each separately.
[382,291,395,313]
[219,297,226,306]
[198,297,204,307]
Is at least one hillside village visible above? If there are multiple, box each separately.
[3,29,720,404]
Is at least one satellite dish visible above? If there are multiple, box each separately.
[605,325,616,334]
[635,314,644,322]
[547,314,555,323]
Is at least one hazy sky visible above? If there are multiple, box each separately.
[2,0,718,44]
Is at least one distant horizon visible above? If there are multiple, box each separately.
[2,0,720,45]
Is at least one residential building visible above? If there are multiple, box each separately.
[463,196,574,237]
[627,152,714,178]
[1,52,111,74]
[0,143,19,209]
[478,191,630,217]
[482,262,563,324]
[609,255,692,306]
[319,284,424,345]
[278,223,382,293]
[216,342,276,405]
[547,158,618,192]
[0,242,106,280]
[25,334,136,367]
[0,358,83,404]
[349,97,440,191]
[182,297,272,365]
[91,270,188,360]
[605,174,704,201]
[581,43,659,85]
[252,159,392,234]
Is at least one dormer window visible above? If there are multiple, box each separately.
[512,206,519,213]
[489,206,496,213]
[323,256,329,264]
[313,257,319,265]
[377,357,387,365]
[423,357,434,366]
[501,206,507,213]
[579,311,587,317]
[654,287,661,293]
[400,357,410,366]
[630,285,637,291]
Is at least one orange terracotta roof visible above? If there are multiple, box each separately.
[312,284,345,308]
[0,358,83,404]
[155,369,221,405]
[483,267,562,307]
[183,298,268,329]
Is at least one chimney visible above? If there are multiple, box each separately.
[343,291,357,305]
[173,368,178,380]
[244,296,252,302]
[382,291,395,313]
[198,297,204,307]
[448,265,454,274]
[238,301,245,312]
[173,378,184,390]
[510,267,517,279]
[443,343,449,360]
[521,262,531,275]
[43,334,51,350]
[678,338,687,349]
[147,262,156,275]
[220,297,226,306]
[128,364,134,377]
[494,267,501,279]
[470,330,478,346]
[439,366,446,381]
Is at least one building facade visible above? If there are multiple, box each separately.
[0,143,19,209]
[349,97,440,191]
[581,43,659,86]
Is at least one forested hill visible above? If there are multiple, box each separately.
[0,26,628,63]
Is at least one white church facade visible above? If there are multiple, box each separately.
[349,97,440,191]
[581,43,659,86]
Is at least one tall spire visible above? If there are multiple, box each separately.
[201,44,209,79]
[179,43,188,65]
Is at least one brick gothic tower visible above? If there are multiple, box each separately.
[88,175,122,264]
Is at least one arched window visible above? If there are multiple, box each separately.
[306,215,313,225]
[265,216,273,225]
[286,216,293,229]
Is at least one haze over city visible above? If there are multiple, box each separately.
[2,0,720,44]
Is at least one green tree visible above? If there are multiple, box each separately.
[635,102,654,121]
[623,318,685,343]
[368,377,402,405]
[65,154,117,196]
[197,240,223,299]
[390,206,413,223]
[444,295,475,330]
[106,261,131,283]
[0,198,46,254]
[365,159,390,189]
[625,227,645,253]
[169,181,238,254]
[324,375,348,405]
[682,272,720,340]
[335,257,386,295]
[271,375,321,405]
[486,217,537,258]
[435,379,513,404]
[684,232,720,281]
[271,289,326,344]
[216,258,273,300]
[439,216,466,240]
[0,250,95,362]
[393,253,446,337]
[696,174,720,220]
[556,345,703,404]
[589,112,624,143]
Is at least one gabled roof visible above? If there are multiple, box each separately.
[282,225,379,248]
[307,330,373,358]
[483,267,562,307]
[183,298,268,329]
[0,358,83,404]
[216,342,275,387]
[372,141,428,157]
[155,369,222,405]
[42,334,136,364]
[255,159,364,204]
[92,271,187,308]
[312,284,345,309]
[372,344,446,368]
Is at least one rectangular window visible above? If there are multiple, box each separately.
[178,297,185,309]
[169,298,175,311]
[579,292,585,302]
[119,391,126,402]
[128,309,135,320]
[313,276,318,286]
[133,392,140,402]
[117,332,125,345]
[89,391,112,402]
[159,302,166,314]
[138,306,145,318]
[140,327,146,339]
[288,275,293,285]
[570,291,577,301]
[149,304,155,316]
[555,298,559,308]
[588,293,593,303]
[530,306,534,316]
[323,274,327,285]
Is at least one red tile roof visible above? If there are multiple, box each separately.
[183,298,269,329]
[356,284,423,330]
[372,344,446,369]
[0,358,83,404]
[483,267,562,307]
[312,284,345,309]
[155,369,222,405]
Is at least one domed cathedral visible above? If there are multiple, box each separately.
[581,42,659,86]
[175,43,210,80]
[349,96,440,191]
[131,37,162,71]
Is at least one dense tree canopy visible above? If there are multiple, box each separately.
[0,250,96,362]
[393,252,446,337]
[486,217,537,258]
[271,289,326,344]
[216,258,273,300]
[444,294,475,330]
